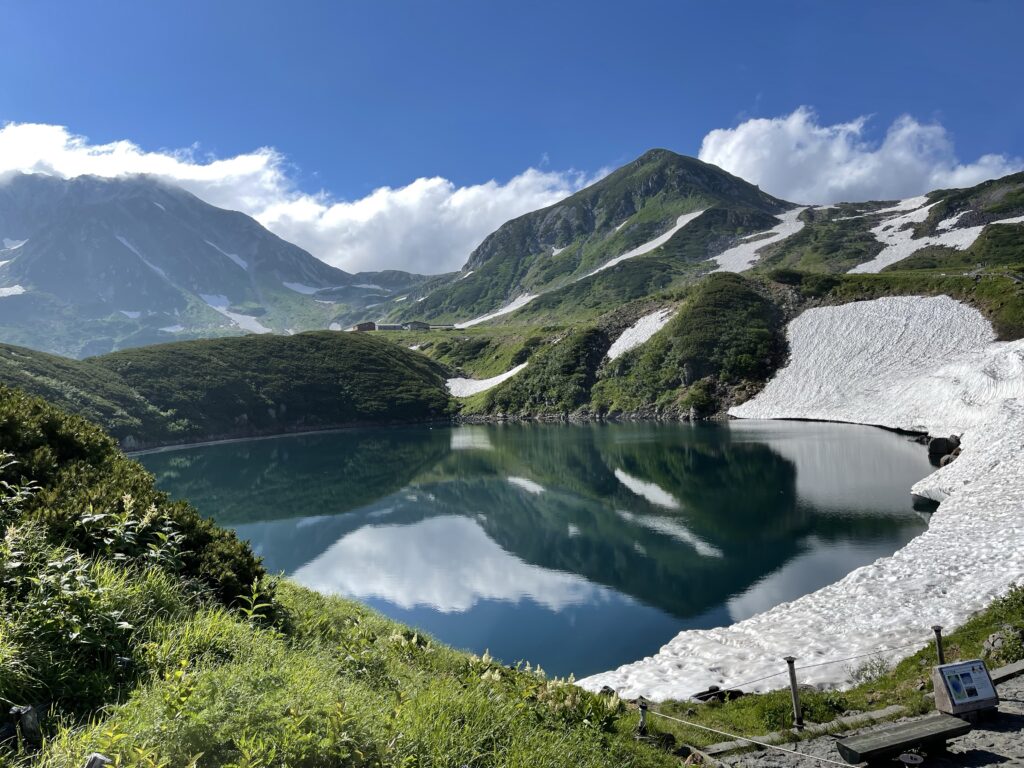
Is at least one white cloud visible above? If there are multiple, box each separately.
[258,168,588,275]
[0,122,589,274]
[698,107,1022,204]
[3,113,1019,275]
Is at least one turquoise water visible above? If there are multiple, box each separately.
[138,420,933,679]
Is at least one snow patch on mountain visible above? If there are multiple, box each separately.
[606,309,674,360]
[199,293,272,334]
[283,282,319,295]
[508,476,545,495]
[711,207,807,272]
[591,209,707,276]
[447,362,528,397]
[2,238,27,250]
[116,235,168,279]
[119,310,141,319]
[159,324,185,333]
[205,240,248,270]
[580,295,1024,701]
[455,294,537,329]
[0,285,26,298]
[849,199,1024,273]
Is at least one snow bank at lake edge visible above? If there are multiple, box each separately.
[579,295,1024,701]
[447,363,528,398]
[606,308,675,360]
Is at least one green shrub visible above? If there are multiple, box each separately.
[481,328,609,415]
[0,387,264,606]
[594,273,785,414]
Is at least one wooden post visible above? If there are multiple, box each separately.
[932,625,945,665]
[784,656,804,730]
[638,699,648,736]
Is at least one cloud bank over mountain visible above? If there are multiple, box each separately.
[698,107,1022,205]
[0,112,1019,273]
[0,122,590,274]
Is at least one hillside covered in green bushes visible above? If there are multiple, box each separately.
[0,332,453,449]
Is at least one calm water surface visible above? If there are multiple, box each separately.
[139,421,933,678]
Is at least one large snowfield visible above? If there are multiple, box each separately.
[580,295,1024,701]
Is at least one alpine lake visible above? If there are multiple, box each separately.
[138,421,934,680]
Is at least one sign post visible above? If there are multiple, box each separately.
[931,659,998,716]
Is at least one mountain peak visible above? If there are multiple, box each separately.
[0,174,433,356]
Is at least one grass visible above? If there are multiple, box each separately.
[462,328,610,416]
[379,327,554,379]
[26,583,680,768]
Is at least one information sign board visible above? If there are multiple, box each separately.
[931,659,998,715]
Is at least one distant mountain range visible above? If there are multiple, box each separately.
[0,151,1022,357]
[0,174,435,356]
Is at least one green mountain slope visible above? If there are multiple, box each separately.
[438,265,1024,421]
[394,149,789,323]
[0,332,453,449]
[754,172,1024,274]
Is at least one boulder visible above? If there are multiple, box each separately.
[693,684,745,702]
[983,624,1024,662]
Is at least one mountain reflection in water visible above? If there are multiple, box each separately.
[139,421,932,678]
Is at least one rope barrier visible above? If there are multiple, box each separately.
[696,640,927,697]
[793,642,923,672]
[645,708,851,767]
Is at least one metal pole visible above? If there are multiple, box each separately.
[784,656,804,730]
[932,625,945,665]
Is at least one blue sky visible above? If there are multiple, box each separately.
[1,0,1022,273]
